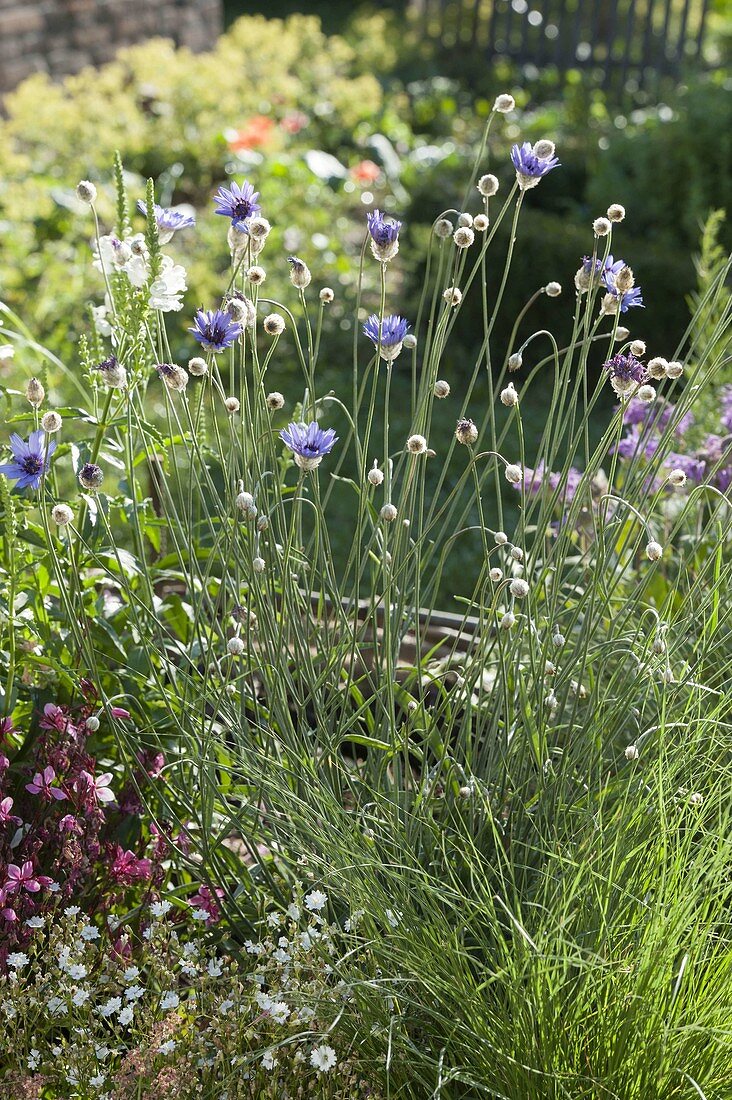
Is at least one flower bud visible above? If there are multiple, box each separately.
[252,557,266,574]
[224,397,240,414]
[434,218,454,239]
[319,287,334,304]
[367,462,384,486]
[236,491,257,519]
[615,266,635,293]
[607,204,625,222]
[227,295,256,327]
[646,541,663,561]
[433,380,450,399]
[443,286,462,307]
[227,637,246,656]
[552,632,565,648]
[508,352,522,372]
[510,578,529,598]
[667,468,687,488]
[266,391,284,411]
[630,340,646,357]
[288,256,311,289]
[489,567,503,583]
[457,213,473,228]
[477,174,499,197]
[25,378,45,407]
[505,463,523,485]
[500,382,519,407]
[494,93,515,113]
[494,531,508,546]
[510,546,524,562]
[52,504,74,526]
[647,357,668,380]
[455,418,478,445]
[263,313,285,336]
[473,214,489,232]
[501,611,516,630]
[188,357,208,377]
[533,139,555,159]
[403,333,417,350]
[544,281,562,297]
[453,227,474,249]
[76,180,97,204]
[380,503,398,523]
[637,385,656,404]
[41,412,62,433]
[624,744,639,761]
[615,327,630,342]
[665,361,684,379]
[593,217,611,237]
[79,463,103,490]
[257,515,269,532]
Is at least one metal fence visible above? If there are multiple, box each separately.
[410,0,711,94]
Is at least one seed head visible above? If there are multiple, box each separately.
[227,295,256,327]
[630,340,646,357]
[188,357,208,377]
[624,744,639,761]
[489,567,503,583]
[79,463,103,490]
[500,382,519,407]
[319,287,334,304]
[665,361,684,379]
[25,378,45,408]
[263,313,285,336]
[453,226,475,249]
[247,266,266,285]
[266,391,285,411]
[473,214,489,232]
[252,556,266,574]
[227,637,246,656]
[615,266,635,293]
[615,327,630,342]
[236,491,257,519]
[52,504,74,526]
[434,218,454,239]
[41,412,62,433]
[224,396,240,414]
[637,384,656,404]
[406,434,427,454]
[156,363,188,392]
[508,352,522,372]
[646,541,663,561]
[544,281,562,297]
[477,174,499,197]
[510,578,529,598]
[607,204,626,222]
[494,531,508,546]
[494,93,515,113]
[504,463,523,485]
[458,213,473,228]
[510,545,524,562]
[76,180,97,204]
[403,333,418,350]
[593,217,612,237]
[533,139,555,159]
[455,418,478,445]
[380,503,398,523]
[667,468,687,488]
[433,380,450,399]
[288,255,311,289]
[443,286,462,307]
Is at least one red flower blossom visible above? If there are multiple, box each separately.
[350,159,381,185]
[228,115,275,152]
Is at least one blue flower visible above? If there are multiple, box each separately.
[189,308,242,353]
[367,210,402,260]
[0,430,56,490]
[581,254,625,286]
[137,201,195,242]
[606,284,644,313]
[363,314,410,361]
[510,141,560,189]
[212,180,261,230]
[603,352,647,396]
[280,421,338,471]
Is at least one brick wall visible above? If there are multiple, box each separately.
[0,0,223,95]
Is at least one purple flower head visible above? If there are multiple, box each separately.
[607,284,644,313]
[510,142,560,188]
[512,460,546,494]
[137,201,195,240]
[549,467,583,502]
[0,430,56,490]
[363,314,410,361]
[604,352,647,396]
[665,452,707,483]
[189,308,242,353]
[212,180,261,230]
[582,254,625,285]
[25,765,66,801]
[280,421,338,471]
[367,210,402,248]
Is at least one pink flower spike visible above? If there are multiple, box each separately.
[110,706,131,720]
[0,796,20,824]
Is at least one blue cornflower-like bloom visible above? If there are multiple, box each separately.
[510,142,560,189]
[0,430,56,490]
[189,308,242,353]
[137,201,195,243]
[212,180,261,230]
[604,352,647,396]
[581,254,625,285]
[606,284,644,313]
[367,210,402,260]
[280,421,338,471]
[363,314,410,361]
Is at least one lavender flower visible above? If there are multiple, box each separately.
[363,314,410,361]
[603,352,647,397]
[0,430,56,490]
[367,210,402,261]
[95,354,127,389]
[605,284,644,314]
[280,421,338,471]
[136,201,195,244]
[510,141,560,190]
[189,308,242,353]
[212,180,261,230]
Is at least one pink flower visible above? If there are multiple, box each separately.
[76,770,115,805]
[5,861,41,894]
[189,883,225,924]
[0,796,20,824]
[0,885,17,921]
[0,716,14,740]
[25,765,67,801]
[40,702,77,737]
[109,846,153,884]
[58,813,81,834]
[110,706,131,720]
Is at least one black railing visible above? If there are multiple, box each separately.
[410,0,711,95]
